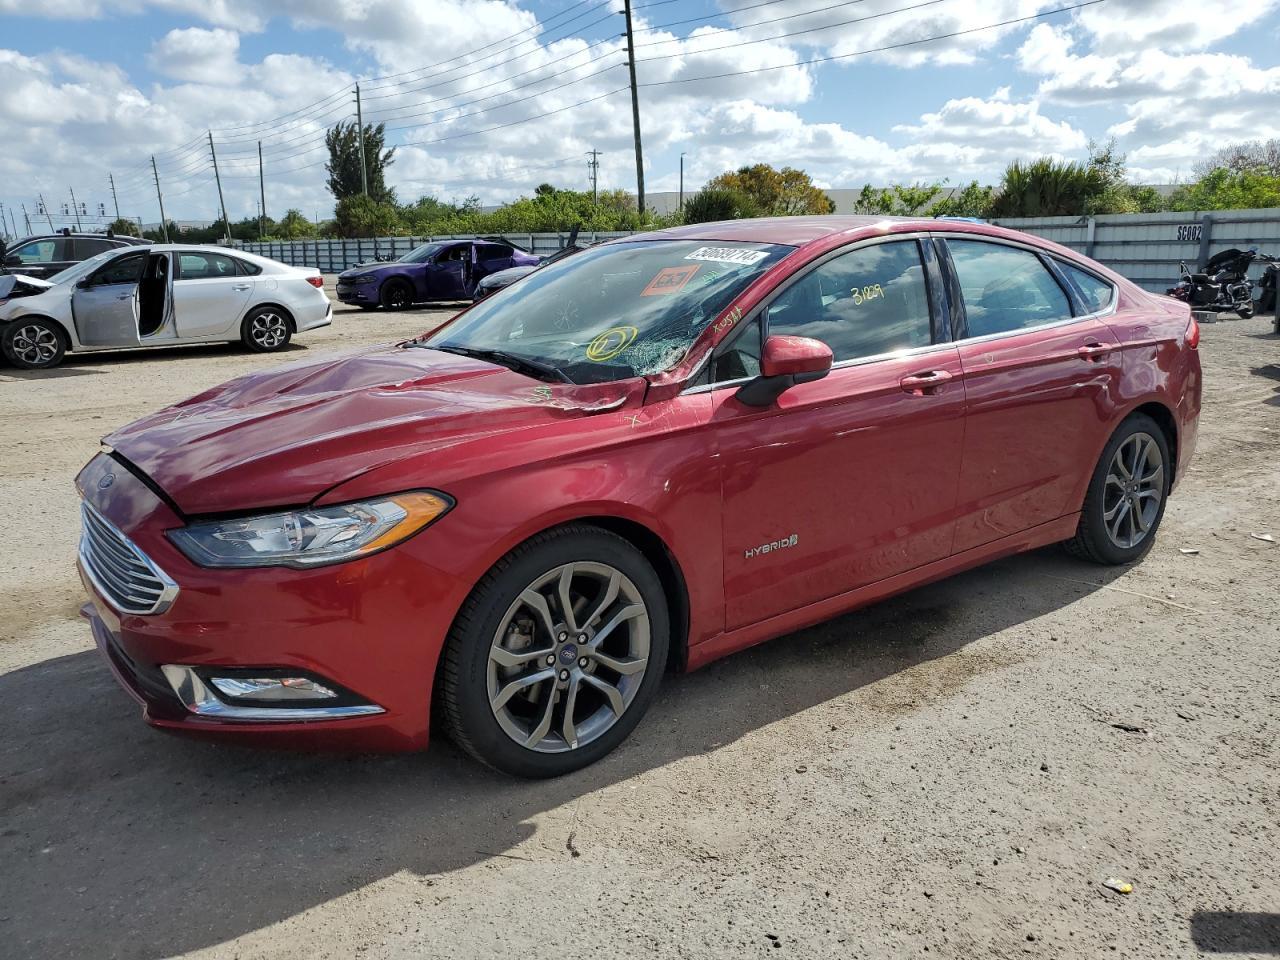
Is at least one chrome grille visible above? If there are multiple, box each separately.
[79,502,178,615]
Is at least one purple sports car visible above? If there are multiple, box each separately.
[335,238,541,310]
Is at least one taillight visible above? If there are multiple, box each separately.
[1186,313,1200,349]
[306,275,324,288]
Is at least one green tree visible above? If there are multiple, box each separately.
[989,158,1104,217]
[1167,167,1280,211]
[275,208,316,239]
[854,182,945,215]
[325,121,397,203]
[682,187,760,224]
[333,194,402,238]
[706,164,834,216]
[928,181,996,219]
[106,217,140,237]
[1193,138,1280,178]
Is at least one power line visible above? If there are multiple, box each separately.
[638,0,1107,83]
[637,0,956,59]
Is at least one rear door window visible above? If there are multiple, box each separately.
[177,252,240,279]
[766,240,934,362]
[1058,261,1115,314]
[946,240,1073,337]
[73,238,118,259]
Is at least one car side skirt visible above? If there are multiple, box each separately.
[686,511,1080,672]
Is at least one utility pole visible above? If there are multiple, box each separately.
[6,206,17,239]
[679,152,686,215]
[21,203,32,234]
[150,156,170,243]
[621,0,645,215]
[108,173,121,221]
[37,192,53,229]
[587,149,601,203]
[258,140,267,240]
[354,84,369,197]
[68,187,83,229]
[208,131,230,243]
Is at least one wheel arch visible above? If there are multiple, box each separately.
[243,301,297,332]
[1,313,74,351]
[1130,399,1178,486]
[435,512,693,686]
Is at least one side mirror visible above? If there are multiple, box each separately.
[4,254,19,267]
[736,335,833,407]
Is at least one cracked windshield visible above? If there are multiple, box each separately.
[423,239,793,383]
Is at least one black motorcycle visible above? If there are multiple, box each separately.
[1168,246,1275,319]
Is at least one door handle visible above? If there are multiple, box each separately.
[900,370,954,395]
[1078,341,1112,361]
[232,284,252,291]
[116,293,133,300]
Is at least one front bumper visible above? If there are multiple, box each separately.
[75,453,468,752]
[335,282,374,303]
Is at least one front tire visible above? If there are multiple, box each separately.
[1065,413,1171,565]
[2,319,67,369]
[241,307,293,353]
[439,525,670,778]
[381,279,413,311]
[1238,304,1255,319]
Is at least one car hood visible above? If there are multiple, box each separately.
[104,344,645,515]
[0,273,55,299]
[337,262,404,280]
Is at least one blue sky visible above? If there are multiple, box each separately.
[2,0,1277,231]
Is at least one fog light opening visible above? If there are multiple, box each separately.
[160,665,384,722]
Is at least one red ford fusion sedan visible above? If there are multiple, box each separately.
[76,216,1201,777]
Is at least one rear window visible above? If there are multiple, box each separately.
[1059,261,1115,314]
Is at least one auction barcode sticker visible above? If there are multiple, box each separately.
[684,246,769,266]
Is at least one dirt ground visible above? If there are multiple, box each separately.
[1,296,1277,960]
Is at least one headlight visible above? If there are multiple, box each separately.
[167,491,452,569]
[353,274,377,284]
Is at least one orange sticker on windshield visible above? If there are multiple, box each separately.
[641,264,699,296]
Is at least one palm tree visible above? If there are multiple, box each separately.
[990,159,1104,217]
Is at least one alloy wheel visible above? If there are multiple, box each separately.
[1102,431,1164,549]
[10,324,60,366]
[487,561,650,754]
[249,312,287,348]
[386,285,409,309]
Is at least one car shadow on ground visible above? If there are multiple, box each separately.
[1251,364,1280,407]
[1,548,1124,960]
[1191,912,1280,953]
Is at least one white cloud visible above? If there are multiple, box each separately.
[149,27,243,85]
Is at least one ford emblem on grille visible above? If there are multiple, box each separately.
[98,473,115,490]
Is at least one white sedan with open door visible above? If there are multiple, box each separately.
[0,244,332,369]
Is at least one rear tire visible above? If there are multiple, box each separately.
[381,279,414,311]
[439,525,669,778]
[1238,304,1255,319]
[240,307,293,353]
[1064,413,1171,565]
[2,319,67,369]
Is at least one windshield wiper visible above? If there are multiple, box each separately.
[417,343,573,384]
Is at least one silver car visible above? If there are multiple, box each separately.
[0,244,332,369]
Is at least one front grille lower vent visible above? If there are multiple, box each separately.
[79,502,178,615]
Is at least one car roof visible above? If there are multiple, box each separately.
[11,232,147,245]
[627,215,1023,248]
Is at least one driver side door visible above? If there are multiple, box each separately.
[71,251,146,347]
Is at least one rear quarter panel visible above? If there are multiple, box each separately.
[1082,285,1200,500]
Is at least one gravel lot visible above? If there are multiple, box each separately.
[1,295,1277,960]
